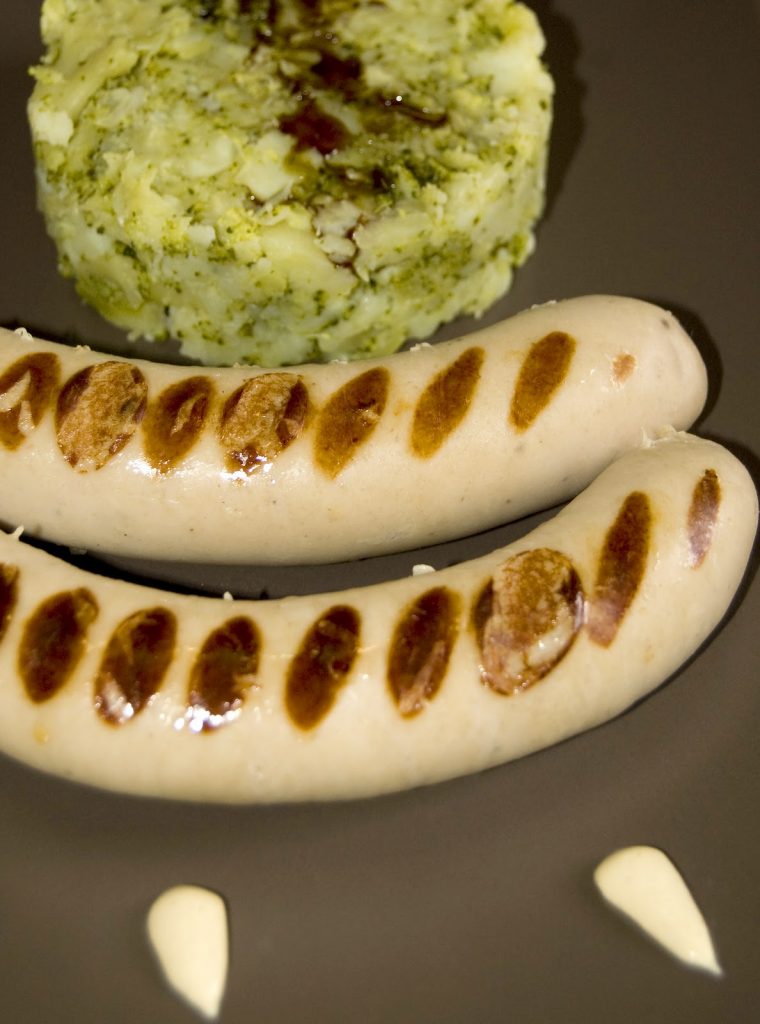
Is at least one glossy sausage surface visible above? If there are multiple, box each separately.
[0,433,754,803]
[0,295,707,563]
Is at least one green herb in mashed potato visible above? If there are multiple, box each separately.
[29,0,553,366]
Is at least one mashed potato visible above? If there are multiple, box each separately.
[29,0,553,366]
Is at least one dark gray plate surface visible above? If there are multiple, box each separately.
[1,3,759,1021]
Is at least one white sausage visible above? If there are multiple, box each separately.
[0,295,706,563]
[0,433,754,803]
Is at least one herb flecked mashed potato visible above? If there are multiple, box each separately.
[29,0,553,366]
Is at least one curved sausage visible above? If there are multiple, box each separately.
[0,432,754,803]
[0,295,706,563]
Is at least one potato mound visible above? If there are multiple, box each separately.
[29,0,553,366]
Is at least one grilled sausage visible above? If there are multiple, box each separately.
[0,295,706,563]
[0,432,753,803]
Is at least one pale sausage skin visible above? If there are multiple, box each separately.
[0,296,707,563]
[0,434,754,803]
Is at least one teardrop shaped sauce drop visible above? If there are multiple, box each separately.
[595,846,722,976]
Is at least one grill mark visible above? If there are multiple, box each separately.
[18,589,99,702]
[611,352,636,385]
[587,492,651,647]
[94,607,177,725]
[142,376,214,473]
[313,368,389,478]
[285,605,360,729]
[187,616,261,731]
[472,549,584,695]
[56,362,148,471]
[219,374,308,475]
[0,352,60,450]
[410,347,484,458]
[0,563,19,644]
[387,586,460,716]
[509,332,575,432]
[688,469,721,568]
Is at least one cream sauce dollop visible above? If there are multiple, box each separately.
[147,885,229,1019]
[594,846,722,976]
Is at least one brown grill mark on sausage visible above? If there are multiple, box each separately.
[410,347,484,458]
[18,589,98,703]
[388,587,460,716]
[472,549,584,695]
[94,608,177,725]
[142,376,214,473]
[314,368,389,478]
[0,563,19,644]
[688,469,721,568]
[587,492,651,647]
[0,352,60,450]
[188,616,260,731]
[56,362,148,471]
[286,605,360,730]
[219,373,308,475]
[612,352,636,385]
[509,332,576,432]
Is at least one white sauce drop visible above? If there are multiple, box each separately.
[594,846,722,976]
[147,885,229,1019]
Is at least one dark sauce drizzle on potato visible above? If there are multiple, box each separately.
[248,0,449,159]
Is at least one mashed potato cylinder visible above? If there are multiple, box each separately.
[29,0,553,366]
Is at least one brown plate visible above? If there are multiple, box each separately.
[1,2,759,1021]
